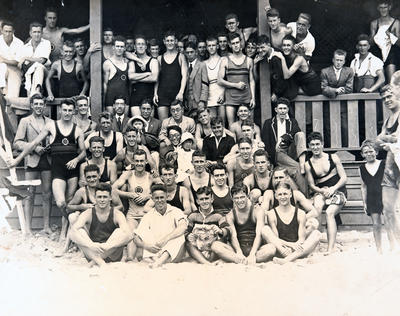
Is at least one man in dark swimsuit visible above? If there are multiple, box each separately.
[218,32,255,127]
[46,41,88,100]
[243,149,273,204]
[262,182,321,264]
[70,183,131,266]
[212,183,275,264]
[154,31,188,121]
[211,163,233,215]
[304,132,347,254]
[79,136,117,186]
[103,36,129,114]
[226,137,255,187]
[62,164,122,255]
[186,186,230,264]
[144,162,191,215]
[85,112,124,160]
[128,35,159,116]
[26,99,86,241]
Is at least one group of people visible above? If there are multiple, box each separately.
[0,1,399,267]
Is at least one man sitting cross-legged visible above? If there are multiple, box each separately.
[260,166,319,234]
[212,183,276,264]
[69,183,131,267]
[132,183,188,268]
[61,165,122,255]
[186,186,230,264]
[112,149,156,261]
[262,182,321,265]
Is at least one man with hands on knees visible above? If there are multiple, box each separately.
[211,183,276,264]
[69,183,132,267]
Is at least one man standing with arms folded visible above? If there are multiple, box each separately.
[128,35,159,116]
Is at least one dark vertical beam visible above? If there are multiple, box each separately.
[90,0,103,120]
[257,0,272,123]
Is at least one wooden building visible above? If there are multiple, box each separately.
[3,0,394,229]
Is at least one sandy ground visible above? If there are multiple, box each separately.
[1,228,400,316]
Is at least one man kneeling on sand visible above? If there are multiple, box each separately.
[262,182,321,264]
[132,183,188,268]
[69,183,132,266]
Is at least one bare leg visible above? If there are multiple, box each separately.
[273,230,321,265]
[256,244,276,263]
[157,106,169,121]
[312,194,325,232]
[208,107,218,119]
[371,213,383,254]
[218,105,226,127]
[40,170,52,234]
[382,187,398,250]
[126,218,138,261]
[22,186,35,236]
[56,212,80,256]
[52,178,67,240]
[150,251,171,268]
[211,241,243,263]
[225,105,236,128]
[325,204,342,253]
[186,240,211,264]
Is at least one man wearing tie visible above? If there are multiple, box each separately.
[111,96,129,133]
[184,41,209,120]
[320,49,354,146]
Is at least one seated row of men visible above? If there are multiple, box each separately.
[68,168,322,267]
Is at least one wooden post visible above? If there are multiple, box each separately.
[90,0,103,121]
[258,0,272,124]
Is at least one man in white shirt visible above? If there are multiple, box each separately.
[350,34,386,93]
[18,22,51,97]
[0,20,24,129]
[287,13,315,60]
[133,183,188,268]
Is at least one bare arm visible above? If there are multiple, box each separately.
[77,63,89,96]
[294,190,318,219]
[218,57,239,89]
[248,58,256,109]
[177,53,188,100]
[102,60,111,101]
[249,207,265,257]
[62,25,90,36]
[226,211,243,255]
[67,189,94,212]
[128,60,150,81]
[180,186,192,215]
[45,62,59,100]
[226,160,235,188]
[330,154,347,193]
[275,52,303,79]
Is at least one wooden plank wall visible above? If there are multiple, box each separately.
[292,93,381,152]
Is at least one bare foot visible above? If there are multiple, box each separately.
[54,248,67,258]
[273,257,287,265]
[125,256,134,262]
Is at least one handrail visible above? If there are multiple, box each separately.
[293,93,381,102]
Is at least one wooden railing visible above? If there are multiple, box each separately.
[291,93,385,157]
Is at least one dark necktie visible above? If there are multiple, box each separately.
[117,117,122,131]
[189,63,193,74]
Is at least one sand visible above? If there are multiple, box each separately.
[1,228,400,316]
